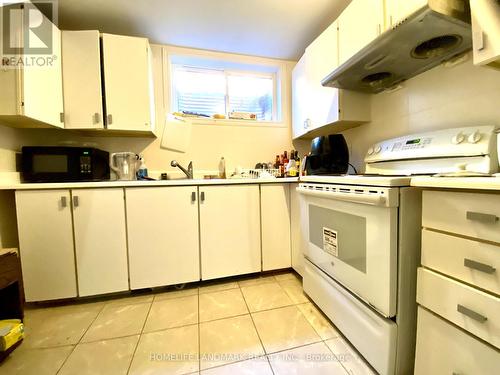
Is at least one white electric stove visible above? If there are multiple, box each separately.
[299,125,498,375]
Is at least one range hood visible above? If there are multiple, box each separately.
[322,0,472,94]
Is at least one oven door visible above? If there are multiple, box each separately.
[298,183,399,317]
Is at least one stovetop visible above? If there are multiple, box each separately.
[300,174,413,187]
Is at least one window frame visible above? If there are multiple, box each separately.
[171,64,278,122]
[163,47,288,128]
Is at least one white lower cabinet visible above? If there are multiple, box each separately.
[15,190,77,302]
[290,183,304,276]
[261,184,291,271]
[199,185,261,280]
[126,187,200,289]
[72,188,129,296]
[415,307,500,375]
[15,183,294,300]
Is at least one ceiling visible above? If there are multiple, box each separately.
[57,0,350,61]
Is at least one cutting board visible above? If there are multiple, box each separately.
[160,114,192,153]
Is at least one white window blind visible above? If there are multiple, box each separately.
[172,65,275,121]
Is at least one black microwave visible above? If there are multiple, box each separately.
[21,146,110,182]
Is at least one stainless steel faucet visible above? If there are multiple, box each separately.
[170,160,193,179]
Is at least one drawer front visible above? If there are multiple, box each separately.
[422,190,500,243]
[422,229,500,296]
[415,307,500,375]
[417,268,500,349]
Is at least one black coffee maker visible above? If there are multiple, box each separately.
[305,134,349,175]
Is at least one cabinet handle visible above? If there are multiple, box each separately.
[466,211,499,224]
[464,258,496,274]
[377,23,381,35]
[107,114,113,125]
[457,304,487,323]
[93,113,100,124]
[59,112,64,123]
[73,195,79,208]
[473,29,485,51]
[389,15,393,27]
[200,191,205,202]
[60,196,67,208]
[191,191,196,202]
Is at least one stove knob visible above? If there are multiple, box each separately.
[375,145,382,153]
[452,132,465,144]
[367,147,374,155]
[468,130,482,144]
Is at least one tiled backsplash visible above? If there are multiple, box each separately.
[342,55,500,171]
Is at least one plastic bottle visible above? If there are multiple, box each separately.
[137,155,148,179]
[218,157,226,179]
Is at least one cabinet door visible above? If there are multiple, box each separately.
[385,0,427,28]
[261,184,291,271]
[291,54,310,139]
[72,188,128,296]
[21,3,64,128]
[62,31,104,129]
[101,34,153,131]
[199,185,261,280]
[305,21,340,130]
[126,187,200,289]
[471,0,500,68]
[338,0,384,66]
[290,183,304,276]
[15,190,76,302]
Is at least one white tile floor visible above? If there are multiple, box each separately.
[0,271,376,375]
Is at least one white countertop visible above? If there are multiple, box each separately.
[411,176,500,191]
[0,177,299,190]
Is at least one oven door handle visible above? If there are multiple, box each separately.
[297,186,388,207]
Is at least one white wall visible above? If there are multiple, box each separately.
[342,55,500,171]
[0,44,296,178]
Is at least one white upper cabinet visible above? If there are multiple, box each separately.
[338,0,385,66]
[471,0,500,69]
[101,33,155,132]
[0,2,64,128]
[305,21,340,131]
[126,187,200,289]
[291,54,309,139]
[62,31,104,129]
[385,0,427,28]
[291,19,370,139]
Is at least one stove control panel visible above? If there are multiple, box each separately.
[364,125,499,175]
[365,125,498,163]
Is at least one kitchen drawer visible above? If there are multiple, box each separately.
[422,190,500,243]
[417,267,500,349]
[415,307,500,375]
[422,229,500,296]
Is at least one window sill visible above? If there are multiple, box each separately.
[188,117,288,128]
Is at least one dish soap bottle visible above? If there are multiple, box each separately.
[218,157,226,179]
[137,155,148,179]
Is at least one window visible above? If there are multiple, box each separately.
[172,65,276,121]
